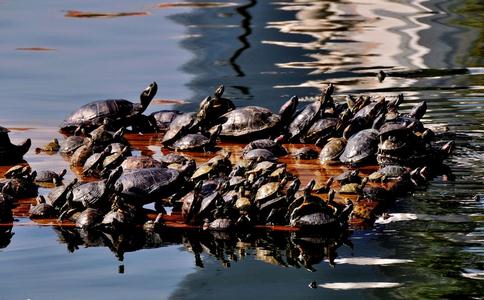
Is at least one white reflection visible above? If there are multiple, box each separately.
[319,282,402,290]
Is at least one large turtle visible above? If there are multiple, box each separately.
[210,106,281,140]
[339,129,379,165]
[60,82,158,133]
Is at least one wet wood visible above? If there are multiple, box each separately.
[64,10,149,18]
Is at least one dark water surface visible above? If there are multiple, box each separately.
[1,0,483,299]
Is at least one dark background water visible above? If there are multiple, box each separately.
[0,0,483,299]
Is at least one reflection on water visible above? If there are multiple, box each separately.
[0,0,483,299]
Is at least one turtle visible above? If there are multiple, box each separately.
[120,156,163,170]
[29,195,57,219]
[243,149,277,162]
[339,129,379,165]
[60,82,158,133]
[303,117,340,144]
[292,147,319,160]
[114,167,181,205]
[287,83,334,141]
[255,177,288,204]
[278,96,299,126]
[339,177,368,194]
[35,169,67,186]
[35,138,60,153]
[60,136,86,155]
[242,135,287,157]
[4,165,31,179]
[169,125,221,152]
[143,213,164,232]
[196,85,235,128]
[75,208,103,230]
[204,218,234,231]
[149,110,183,131]
[44,178,79,208]
[70,140,94,167]
[289,179,340,227]
[82,145,112,176]
[334,169,361,185]
[0,172,38,198]
[408,101,427,120]
[161,112,196,146]
[211,106,281,140]
[368,165,410,182]
[319,137,347,163]
[246,161,277,175]
[0,126,31,165]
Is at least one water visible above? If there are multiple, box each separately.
[0,0,483,299]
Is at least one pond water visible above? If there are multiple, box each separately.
[0,0,483,299]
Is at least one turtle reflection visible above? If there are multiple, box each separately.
[52,225,351,271]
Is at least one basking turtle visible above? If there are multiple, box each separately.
[242,135,287,157]
[0,126,31,165]
[75,208,103,230]
[339,177,368,194]
[243,149,277,162]
[114,167,181,204]
[303,118,340,144]
[149,110,183,131]
[292,147,319,160]
[44,178,79,208]
[161,112,196,146]
[279,96,299,126]
[70,140,94,167]
[319,137,347,163]
[35,138,60,153]
[368,165,410,182]
[196,85,235,127]
[60,136,85,155]
[169,125,221,152]
[4,165,31,179]
[211,106,281,140]
[60,82,158,133]
[334,169,361,185]
[121,156,163,170]
[339,129,379,165]
[255,177,288,204]
[35,169,67,186]
[29,195,57,219]
[287,83,334,141]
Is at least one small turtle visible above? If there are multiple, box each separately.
[211,106,281,140]
[4,165,31,179]
[255,177,288,204]
[319,137,346,163]
[75,208,103,229]
[35,138,60,153]
[0,172,38,198]
[287,84,333,141]
[82,145,112,176]
[161,112,196,146]
[334,169,361,185]
[243,149,277,162]
[35,169,67,186]
[149,110,183,131]
[60,82,158,133]
[339,129,379,165]
[29,195,57,219]
[44,178,79,208]
[278,96,299,126]
[158,153,187,166]
[70,140,94,167]
[169,125,221,152]
[292,147,319,160]
[121,156,163,170]
[196,85,235,128]
[242,135,287,157]
[60,136,85,155]
[368,165,409,182]
[303,118,340,144]
[312,177,334,193]
[114,167,181,204]
[339,177,368,194]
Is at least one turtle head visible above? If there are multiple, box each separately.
[214,85,224,99]
[140,82,158,112]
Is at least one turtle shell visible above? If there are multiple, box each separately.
[243,149,277,162]
[71,181,109,208]
[121,156,163,170]
[75,208,103,229]
[162,112,196,145]
[60,136,85,154]
[255,182,280,203]
[339,129,379,165]
[150,110,183,131]
[159,153,187,165]
[60,99,139,131]
[319,138,346,163]
[213,106,280,139]
[242,138,287,156]
[115,168,180,203]
[303,118,340,143]
[292,147,319,160]
[170,133,210,151]
[287,100,322,140]
[35,170,59,182]
[29,203,56,219]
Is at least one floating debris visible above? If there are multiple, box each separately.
[64,10,149,18]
